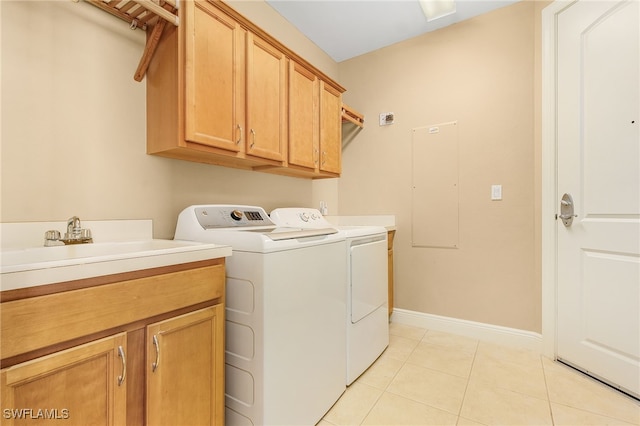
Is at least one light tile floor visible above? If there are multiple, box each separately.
[320,323,640,426]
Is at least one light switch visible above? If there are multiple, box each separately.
[491,185,502,200]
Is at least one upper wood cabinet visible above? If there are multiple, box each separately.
[147,0,345,178]
[320,81,342,175]
[288,60,319,171]
[185,2,244,153]
[246,33,287,162]
[286,61,344,178]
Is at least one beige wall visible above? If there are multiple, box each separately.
[337,1,544,332]
[0,0,335,239]
[2,0,548,334]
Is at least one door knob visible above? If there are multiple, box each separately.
[559,193,577,227]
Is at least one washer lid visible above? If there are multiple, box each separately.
[264,227,338,240]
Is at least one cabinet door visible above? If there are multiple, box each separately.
[288,61,319,170]
[146,305,224,426]
[185,1,245,152]
[0,333,127,426]
[246,33,287,162]
[319,81,342,175]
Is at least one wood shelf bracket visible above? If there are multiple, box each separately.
[341,103,364,128]
[81,0,180,81]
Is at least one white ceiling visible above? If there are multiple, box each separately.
[265,0,520,62]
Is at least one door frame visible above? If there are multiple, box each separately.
[540,0,574,360]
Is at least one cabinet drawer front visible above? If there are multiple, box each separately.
[1,265,224,360]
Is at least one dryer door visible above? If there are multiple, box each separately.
[350,237,388,323]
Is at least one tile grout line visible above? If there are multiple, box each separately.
[455,338,480,425]
[543,358,640,425]
[390,328,483,424]
[355,327,426,425]
[540,354,556,425]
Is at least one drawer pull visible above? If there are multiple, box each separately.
[152,335,160,372]
[117,345,126,386]
[236,124,242,145]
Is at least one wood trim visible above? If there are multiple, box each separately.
[126,328,146,426]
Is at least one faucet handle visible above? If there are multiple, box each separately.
[45,230,61,241]
[81,228,93,241]
[44,230,64,247]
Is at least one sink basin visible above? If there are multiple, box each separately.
[1,239,232,291]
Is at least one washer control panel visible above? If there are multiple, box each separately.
[192,205,275,229]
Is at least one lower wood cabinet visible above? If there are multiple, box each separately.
[146,306,224,426]
[0,261,225,426]
[1,333,127,425]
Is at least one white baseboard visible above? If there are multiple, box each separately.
[391,308,543,353]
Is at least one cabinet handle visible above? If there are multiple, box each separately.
[322,151,327,165]
[117,345,126,386]
[236,124,242,145]
[314,148,319,165]
[152,335,160,372]
[250,129,256,148]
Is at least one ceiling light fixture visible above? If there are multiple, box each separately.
[419,0,457,22]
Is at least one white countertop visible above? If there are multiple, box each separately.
[324,215,396,231]
[1,220,231,291]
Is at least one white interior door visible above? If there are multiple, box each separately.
[556,0,640,398]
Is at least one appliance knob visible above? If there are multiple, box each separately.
[300,212,309,222]
[230,210,243,221]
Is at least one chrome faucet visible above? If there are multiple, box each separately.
[44,216,93,246]
[66,216,82,240]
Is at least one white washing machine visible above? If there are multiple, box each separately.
[270,208,389,385]
[174,205,346,426]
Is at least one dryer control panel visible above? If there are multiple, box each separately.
[270,208,332,229]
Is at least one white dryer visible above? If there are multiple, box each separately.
[270,208,389,385]
[175,205,346,425]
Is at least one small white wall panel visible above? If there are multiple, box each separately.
[411,122,459,248]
